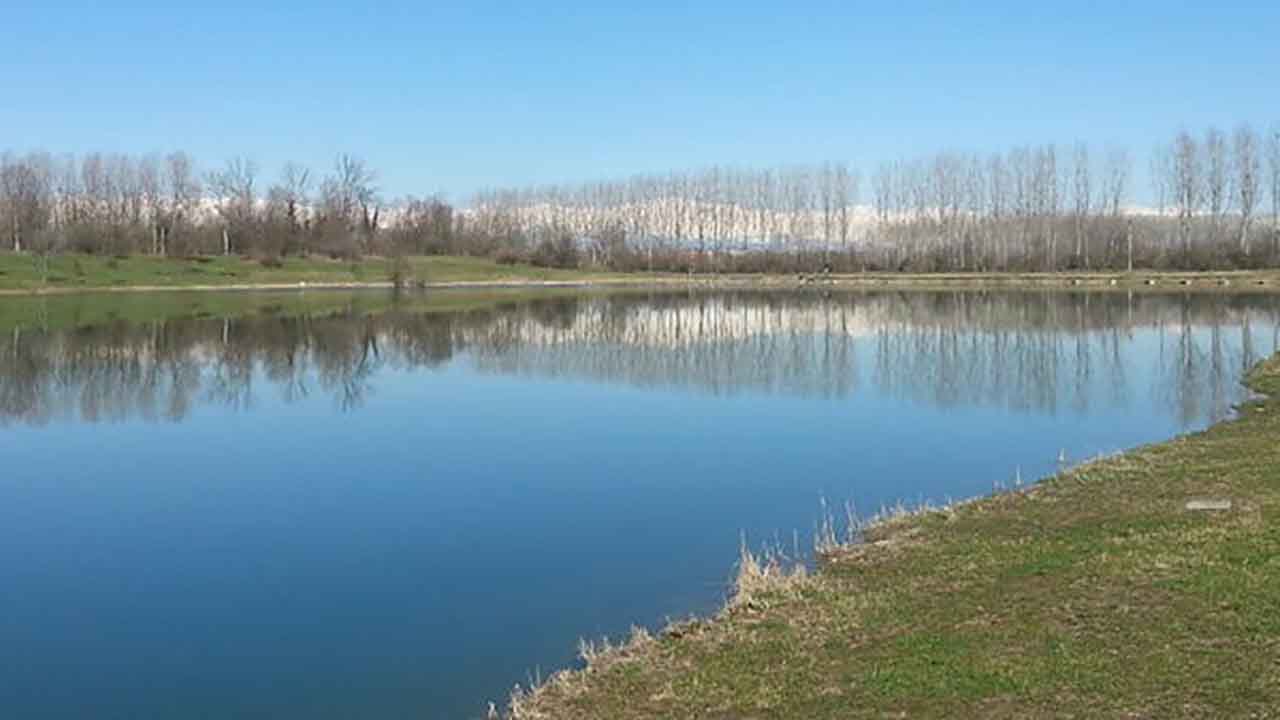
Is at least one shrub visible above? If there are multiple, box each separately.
[530,236,580,269]
[389,254,412,288]
[493,247,524,265]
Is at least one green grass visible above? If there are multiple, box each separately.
[3,253,1278,295]
[0,253,614,292]
[518,355,1280,719]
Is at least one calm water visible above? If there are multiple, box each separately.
[2,289,1278,719]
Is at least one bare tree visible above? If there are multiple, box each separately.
[833,163,854,268]
[1071,143,1092,268]
[267,163,311,255]
[162,152,200,256]
[110,155,146,251]
[318,154,378,256]
[986,154,1008,269]
[1202,127,1232,249]
[53,154,83,236]
[138,154,162,255]
[1098,148,1129,269]
[1,154,52,253]
[1171,132,1201,263]
[206,158,259,256]
[1269,124,1280,260]
[1233,124,1260,257]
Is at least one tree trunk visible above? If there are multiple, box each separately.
[1126,219,1134,273]
[1074,218,1082,268]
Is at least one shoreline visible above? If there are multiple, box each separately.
[0,278,671,297]
[509,354,1280,719]
[3,268,1280,297]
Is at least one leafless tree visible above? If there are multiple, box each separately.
[206,158,258,255]
[162,151,201,256]
[1269,124,1280,260]
[1234,124,1261,257]
[1203,127,1232,249]
[1071,143,1092,268]
[267,162,311,255]
[318,154,378,257]
[1171,131,1201,263]
[138,154,162,255]
[3,124,1278,272]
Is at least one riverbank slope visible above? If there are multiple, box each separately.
[515,354,1280,718]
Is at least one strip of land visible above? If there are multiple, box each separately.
[3,253,1280,295]
[0,254,641,294]
[513,355,1280,719]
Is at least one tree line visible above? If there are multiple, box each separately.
[2,123,1279,272]
[0,152,459,260]
[474,123,1280,272]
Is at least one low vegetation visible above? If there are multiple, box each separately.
[512,355,1280,718]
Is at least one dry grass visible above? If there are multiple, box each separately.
[495,541,812,720]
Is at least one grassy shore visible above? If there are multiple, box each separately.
[3,253,1280,295]
[807,268,1280,291]
[514,355,1280,719]
[0,253,627,293]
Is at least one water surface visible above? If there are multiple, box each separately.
[2,289,1277,719]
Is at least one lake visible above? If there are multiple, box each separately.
[2,288,1277,719]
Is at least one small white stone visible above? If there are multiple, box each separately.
[1185,498,1232,512]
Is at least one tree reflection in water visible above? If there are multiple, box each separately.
[2,291,1277,427]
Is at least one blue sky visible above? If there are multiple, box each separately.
[3,1,1278,201]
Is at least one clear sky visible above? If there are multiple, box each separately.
[3,1,1278,201]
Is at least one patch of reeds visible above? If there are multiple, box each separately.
[490,536,810,719]
[495,450,1104,718]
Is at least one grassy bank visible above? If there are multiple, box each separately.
[3,253,1280,295]
[0,253,624,293]
[515,355,1280,719]
[813,268,1280,291]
